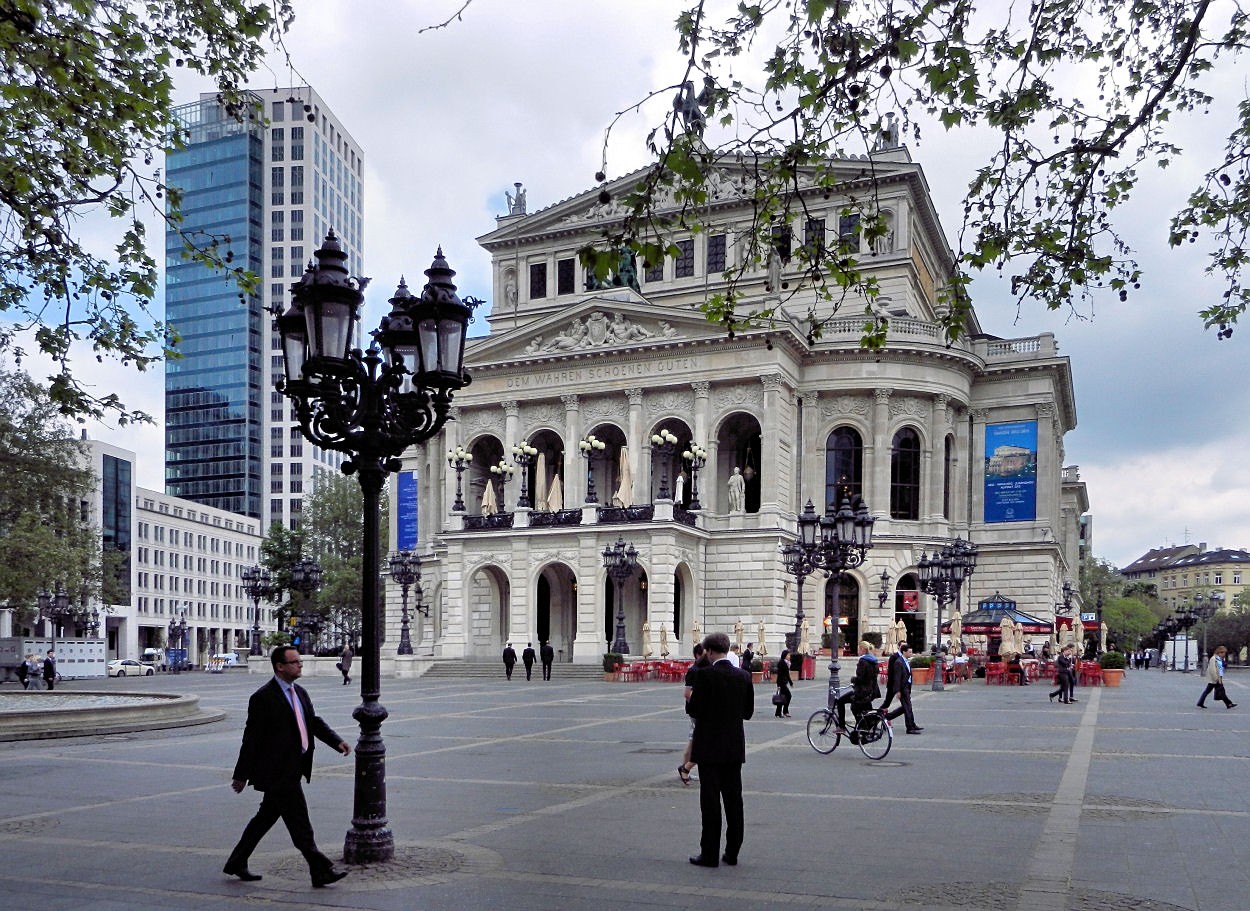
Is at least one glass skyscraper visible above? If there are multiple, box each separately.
[164,87,364,525]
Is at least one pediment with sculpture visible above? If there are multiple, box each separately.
[523,310,681,355]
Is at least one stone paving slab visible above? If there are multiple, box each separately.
[0,665,1245,910]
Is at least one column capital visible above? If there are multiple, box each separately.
[761,373,785,392]
[625,387,644,405]
[561,394,580,410]
[502,400,520,418]
[691,381,711,397]
[799,390,820,408]
[874,387,893,405]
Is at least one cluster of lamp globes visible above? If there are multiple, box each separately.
[489,459,516,479]
[650,428,679,448]
[683,442,708,464]
[446,445,471,468]
[511,442,538,461]
[579,434,607,454]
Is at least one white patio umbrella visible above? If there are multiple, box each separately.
[612,445,633,507]
[545,473,563,511]
[949,610,962,654]
[534,452,548,508]
[884,622,899,653]
[1013,620,1025,656]
[895,619,907,648]
[1099,621,1108,654]
[481,478,499,516]
[999,616,1016,658]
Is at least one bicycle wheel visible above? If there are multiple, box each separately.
[807,708,841,754]
[856,711,893,760]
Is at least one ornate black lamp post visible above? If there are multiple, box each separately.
[650,428,679,500]
[36,588,76,659]
[917,537,977,692]
[1163,615,1180,669]
[877,569,892,612]
[489,458,515,510]
[240,565,274,656]
[602,537,638,654]
[388,551,425,656]
[1174,605,1198,672]
[579,434,606,504]
[167,610,188,673]
[511,442,538,508]
[1192,590,1224,667]
[681,442,708,510]
[446,446,471,512]
[275,230,478,865]
[779,501,821,653]
[289,556,323,656]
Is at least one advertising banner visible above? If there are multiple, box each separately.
[397,471,418,551]
[983,420,1037,523]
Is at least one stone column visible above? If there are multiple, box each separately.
[799,391,820,513]
[760,374,786,512]
[969,408,990,528]
[562,394,582,505]
[870,388,893,515]
[502,400,519,511]
[926,394,949,524]
[1037,402,1059,529]
[692,381,711,446]
[626,387,644,506]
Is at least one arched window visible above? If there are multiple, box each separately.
[824,426,863,510]
[943,434,954,519]
[890,427,921,520]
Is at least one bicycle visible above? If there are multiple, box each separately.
[806,693,893,760]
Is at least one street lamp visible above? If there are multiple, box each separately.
[650,428,679,500]
[240,565,275,656]
[36,588,76,660]
[877,568,892,611]
[446,446,471,512]
[275,231,478,864]
[579,434,606,504]
[1193,590,1225,667]
[511,442,538,508]
[681,442,708,510]
[387,551,425,656]
[289,556,323,656]
[1173,606,1198,672]
[602,537,639,654]
[167,610,188,673]
[489,458,515,510]
[917,537,977,692]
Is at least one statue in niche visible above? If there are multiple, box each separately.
[727,466,746,513]
[873,211,896,255]
[541,318,587,352]
[615,250,640,292]
[766,249,782,294]
[504,273,518,308]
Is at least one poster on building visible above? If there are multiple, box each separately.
[396,471,418,551]
[983,420,1037,523]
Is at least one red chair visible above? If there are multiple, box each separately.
[984,662,1007,685]
[618,663,641,682]
[1079,662,1103,686]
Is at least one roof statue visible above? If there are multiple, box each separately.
[505,181,527,216]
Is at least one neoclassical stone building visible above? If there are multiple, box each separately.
[387,148,1088,665]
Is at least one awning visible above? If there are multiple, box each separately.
[941,591,1053,635]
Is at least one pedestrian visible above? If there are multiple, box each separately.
[685,632,754,868]
[677,642,709,785]
[16,655,30,689]
[1197,645,1237,709]
[540,641,554,680]
[773,647,793,717]
[835,641,881,732]
[502,642,517,680]
[882,641,923,733]
[42,650,56,691]
[522,642,536,680]
[741,642,755,676]
[224,646,351,887]
[338,645,352,686]
[1049,644,1077,704]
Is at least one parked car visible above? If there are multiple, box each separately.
[108,659,154,678]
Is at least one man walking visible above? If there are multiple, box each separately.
[685,632,754,868]
[42,650,56,691]
[540,641,554,680]
[338,645,352,686]
[224,646,351,888]
[881,642,923,734]
[1197,645,1238,709]
[522,642,537,680]
[502,642,517,680]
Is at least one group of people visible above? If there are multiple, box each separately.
[14,650,55,690]
[502,641,555,680]
[832,640,924,734]
[1048,644,1079,703]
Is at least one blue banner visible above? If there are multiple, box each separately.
[397,470,418,550]
[983,421,1037,523]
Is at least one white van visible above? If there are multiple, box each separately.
[140,648,167,671]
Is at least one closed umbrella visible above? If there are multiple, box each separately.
[534,452,548,509]
[1013,620,1025,656]
[895,619,907,649]
[612,445,633,507]
[949,610,962,654]
[545,473,563,511]
[481,478,499,516]
[659,623,669,657]
[999,616,1015,658]
[884,622,898,653]
[1099,621,1108,655]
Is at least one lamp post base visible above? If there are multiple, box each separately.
[343,700,394,864]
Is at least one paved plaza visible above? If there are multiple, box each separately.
[0,663,1246,911]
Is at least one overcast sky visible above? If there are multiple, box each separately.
[53,0,1250,569]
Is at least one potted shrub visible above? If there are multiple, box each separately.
[1099,650,1127,687]
[909,653,934,685]
[602,652,623,681]
[750,657,764,684]
[862,631,883,649]
[820,632,832,653]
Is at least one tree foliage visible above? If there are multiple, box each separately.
[581,0,1250,342]
[0,0,293,422]
[0,365,104,617]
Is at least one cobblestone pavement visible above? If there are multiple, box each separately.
[0,663,1245,910]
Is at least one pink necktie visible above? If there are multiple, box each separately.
[288,686,309,752]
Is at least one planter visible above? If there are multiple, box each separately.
[751,671,763,684]
[912,667,933,685]
[1101,668,1124,687]
[603,672,618,682]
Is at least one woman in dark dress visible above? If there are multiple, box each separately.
[774,648,794,717]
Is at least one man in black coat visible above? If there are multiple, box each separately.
[881,642,923,734]
[685,632,754,868]
[522,642,537,680]
[502,642,517,679]
[540,641,555,680]
[224,646,351,887]
[42,650,56,691]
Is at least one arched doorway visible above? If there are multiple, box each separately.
[526,429,565,511]
[671,562,695,653]
[604,565,648,653]
[466,563,510,657]
[894,572,923,650]
[648,418,694,503]
[535,562,576,662]
[716,412,763,513]
[467,435,505,515]
[584,422,627,506]
[823,574,860,655]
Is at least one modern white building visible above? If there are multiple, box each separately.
[384,147,1090,666]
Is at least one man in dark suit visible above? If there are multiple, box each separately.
[881,642,923,734]
[502,642,517,679]
[224,646,351,887]
[685,632,754,868]
[522,642,537,680]
[540,641,555,680]
[42,650,57,690]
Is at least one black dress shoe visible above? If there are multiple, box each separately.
[223,865,262,882]
[312,869,349,887]
[721,853,738,866]
[906,728,923,735]
[689,855,719,867]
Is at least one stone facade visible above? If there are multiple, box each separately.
[385,149,1087,663]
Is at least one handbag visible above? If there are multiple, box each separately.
[771,689,786,705]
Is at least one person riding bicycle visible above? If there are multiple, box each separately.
[835,641,881,733]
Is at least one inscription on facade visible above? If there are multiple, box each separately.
[505,356,701,390]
